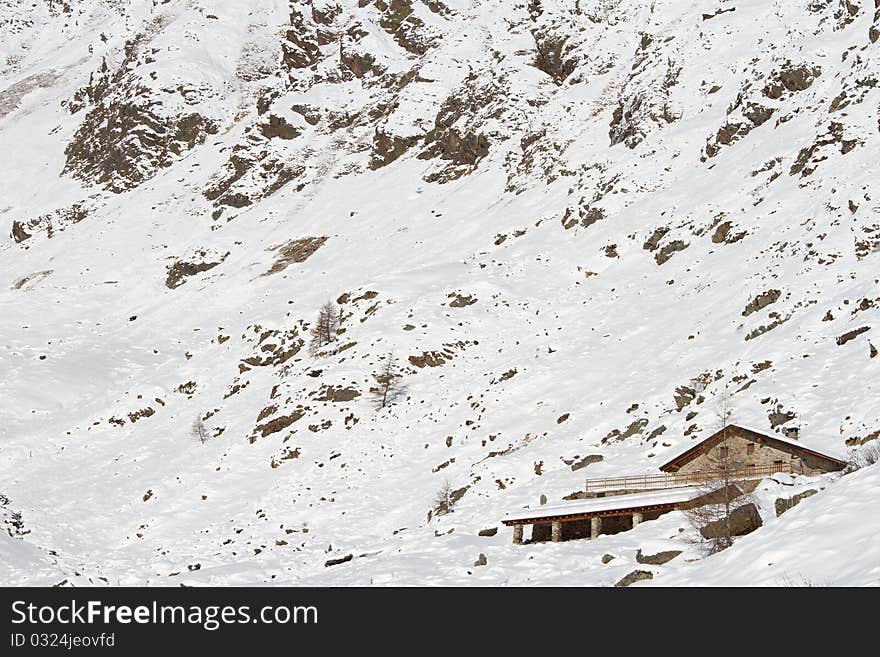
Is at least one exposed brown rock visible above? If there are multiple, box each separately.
[636,549,682,565]
[836,326,870,345]
[259,114,300,140]
[165,252,228,289]
[655,240,688,265]
[615,570,653,587]
[448,292,477,307]
[700,503,762,539]
[254,410,305,438]
[315,386,361,402]
[742,290,782,317]
[265,237,329,275]
[775,489,818,517]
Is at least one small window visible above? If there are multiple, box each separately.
[747,444,755,455]
[719,446,729,458]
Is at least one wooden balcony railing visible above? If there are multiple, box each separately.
[584,463,793,493]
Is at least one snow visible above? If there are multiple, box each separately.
[656,465,880,586]
[0,0,877,586]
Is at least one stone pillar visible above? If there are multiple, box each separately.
[512,525,523,545]
[632,512,643,527]
[551,521,562,542]
[590,517,601,539]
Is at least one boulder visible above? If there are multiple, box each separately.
[478,527,498,537]
[636,549,682,565]
[571,454,604,472]
[325,554,353,567]
[700,503,762,539]
[615,570,653,587]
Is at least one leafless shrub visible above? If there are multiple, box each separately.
[433,480,457,516]
[779,573,833,587]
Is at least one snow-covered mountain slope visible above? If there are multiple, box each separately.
[0,0,878,586]
[656,465,880,586]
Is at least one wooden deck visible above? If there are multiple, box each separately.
[584,463,793,494]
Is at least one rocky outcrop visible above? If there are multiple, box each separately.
[762,62,822,99]
[563,205,605,231]
[325,554,353,567]
[265,237,329,275]
[10,202,89,244]
[418,72,499,181]
[205,151,304,215]
[65,90,217,193]
[259,114,301,140]
[775,489,818,517]
[64,24,221,192]
[789,121,860,178]
[314,385,361,402]
[642,227,669,252]
[674,386,697,411]
[655,240,688,265]
[742,290,782,317]
[711,220,747,244]
[615,569,653,587]
[283,6,326,70]
[254,409,305,438]
[375,0,438,55]
[705,62,820,159]
[370,131,421,169]
[340,49,384,78]
[570,455,604,472]
[609,34,680,149]
[532,28,578,84]
[447,293,477,308]
[836,326,871,346]
[165,251,228,289]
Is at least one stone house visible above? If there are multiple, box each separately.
[659,424,847,476]
[503,424,846,545]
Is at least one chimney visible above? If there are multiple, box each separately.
[784,426,800,441]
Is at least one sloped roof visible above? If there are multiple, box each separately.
[659,424,847,472]
[502,486,702,525]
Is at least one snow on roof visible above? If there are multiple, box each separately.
[504,486,702,523]
[754,427,846,460]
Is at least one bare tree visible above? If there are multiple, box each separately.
[433,480,457,516]
[716,392,733,432]
[191,417,209,444]
[370,352,402,409]
[684,394,752,553]
[309,301,340,355]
